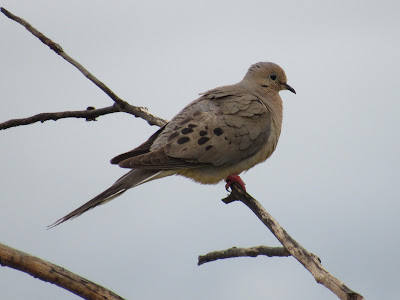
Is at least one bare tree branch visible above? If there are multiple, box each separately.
[0,7,167,128]
[218,183,364,300]
[0,243,124,300]
[0,105,119,130]
[198,246,290,265]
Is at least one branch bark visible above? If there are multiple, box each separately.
[198,246,290,265]
[0,105,118,130]
[0,243,124,300]
[211,183,364,300]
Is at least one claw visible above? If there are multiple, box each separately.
[225,174,246,191]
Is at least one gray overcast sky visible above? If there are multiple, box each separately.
[1,1,399,299]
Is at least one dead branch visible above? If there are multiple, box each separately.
[217,183,364,300]
[0,7,167,128]
[0,105,118,130]
[0,243,124,300]
[198,246,290,265]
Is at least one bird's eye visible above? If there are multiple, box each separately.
[269,74,277,80]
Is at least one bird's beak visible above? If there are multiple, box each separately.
[283,83,296,94]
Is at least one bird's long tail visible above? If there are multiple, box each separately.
[48,169,162,228]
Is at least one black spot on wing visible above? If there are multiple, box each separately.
[188,124,197,128]
[199,130,208,136]
[177,137,190,144]
[181,128,193,134]
[213,128,223,136]
[198,137,210,145]
[205,145,213,151]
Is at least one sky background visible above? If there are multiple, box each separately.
[1,1,399,299]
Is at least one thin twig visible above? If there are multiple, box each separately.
[0,7,167,128]
[220,183,364,300]
[0,243,124,300]
[0,105,118,130]
[198,246,290,265]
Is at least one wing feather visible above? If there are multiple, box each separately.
[114,87,272,170]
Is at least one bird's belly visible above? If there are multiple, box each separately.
[177,134,278,184]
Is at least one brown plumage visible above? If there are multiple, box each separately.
[49,62,295,228]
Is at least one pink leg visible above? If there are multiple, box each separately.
[225,174,246,191]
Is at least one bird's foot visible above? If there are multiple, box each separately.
[225,175,246,191]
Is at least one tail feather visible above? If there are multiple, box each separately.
[48,169,162,228]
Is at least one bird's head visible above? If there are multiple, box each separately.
[244,62,296,94]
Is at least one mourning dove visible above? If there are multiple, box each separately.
[49,62,295,227]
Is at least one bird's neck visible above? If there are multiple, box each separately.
[266,94,283,138]
[239,79,284,130]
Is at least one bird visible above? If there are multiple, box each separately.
[49,62,295,228]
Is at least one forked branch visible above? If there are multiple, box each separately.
[0,7,167,129]
[200,183,364,300]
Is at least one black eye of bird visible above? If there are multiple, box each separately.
[269,74,277,80]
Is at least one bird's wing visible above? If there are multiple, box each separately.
[114,87,272,170]
[110,125,165,165]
